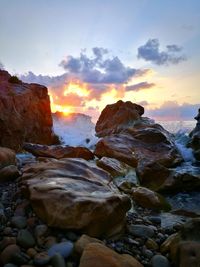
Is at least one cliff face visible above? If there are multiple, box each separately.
[0,70,54,151]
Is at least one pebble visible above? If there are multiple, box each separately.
[50,253,66,267]
[33,251,50,266]
[11,216,27,229]
[0,244,20,265]
[3,264,18,267]
[48,241,73,258]
[12,251,30,265]
[17,229,35,248]
[128,224,155,238]
[151,254,171,267]
[147,216,161,225]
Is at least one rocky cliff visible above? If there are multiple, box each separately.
[0,70,55,151]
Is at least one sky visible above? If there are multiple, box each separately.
[0,0,200,121]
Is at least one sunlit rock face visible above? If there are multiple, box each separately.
[189,108,200,160]
[95,100,182,190]
[21,158,131,238]
[0,70,55,151]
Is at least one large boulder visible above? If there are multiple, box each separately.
[0,147,20,182]
[0,70,55,151]
[189,108,200,160]
[95,101,182,190]
[169,218,200,267]
[79,243,143,267]
[21,158,131,237]
[23,143,94,160]
[95,100,144,137]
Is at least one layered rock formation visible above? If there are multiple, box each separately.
[95,100,183,191]
[21,158,131,237]
[189,108,200,160]
[0,70,54,151]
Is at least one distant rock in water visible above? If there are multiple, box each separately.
[189,108,200,161]
[0,70,55,151]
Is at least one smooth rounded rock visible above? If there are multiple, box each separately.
[0,244,20,265]
[17,229,35,248]
[11,216,27,229]
[128,225,155,238]
[151,255,171,267]
[34,252,50,266]
[50,253,66,267]
[48,241,73,258]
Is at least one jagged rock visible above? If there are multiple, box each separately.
[23,143,94,160]
[189,108,200,160]
[0,70,55,151]
[79,243,143,267]
[95,100,144,137]
[96,157,127,177]
[21,158,131,237]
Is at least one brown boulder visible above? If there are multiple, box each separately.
[96,157,127,177]
[23,143,94,160]
[21,158,131,237]
[79,243,143,267]
[189,108,200,160]
[0,70,55,151]
[74,234,103,255]
[132,187,171,211]
[95,100,144,137]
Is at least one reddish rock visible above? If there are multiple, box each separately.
[0,244,20,265]
[0,70,55,151]
[21,158,131,237]
[23,143,94,160]
[95,100,144,137]
[79,243,143,267]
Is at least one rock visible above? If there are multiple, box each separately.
[21,158,131,237]
[74,234,103,255]
[11,216,27,229]
[94,101,182,191]
[17,229,35,248]
[3,264,18,267]
[0,70,55,151]
[11,251,30,265]
[96,157,127,177]
[33,252,50,266]
[132,187,171,211]
[114,169,138,193]
[0,237,16,251]
[189,108,200,160]
[34,224,48,246]
[50,253,66,267]
[145,239,159,250]
[23,143,94,160]
[79,243,143,267]
[128,225,155,238]
[48,241,73,258]
[95,100,144,137]
[44,236,57,249]
[151,255,171,267]
[27,248,37,258]
[169,218,200,266]
[0,244,20,265]
[142,248,153,259]
[0,147,19,182]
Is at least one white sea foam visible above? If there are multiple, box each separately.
[53,113,98,149]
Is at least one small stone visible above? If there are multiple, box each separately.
[151,254,171,267]
[11,216,27,229]
[142,247,154,259]
[34,251,50,266]
[75,234,103,255]
[27,248,37,258]
[17,229,35,248]
[3,227,12,236]
[0,244,20,265]
[12,251,30,265]
[48,241,73,258]
[50,253,65,267]
[0,237,16,251]
[146,216,161,225]
[145,239,159,250]
[45,236,57,249]
[128,224,155,238]
[3,264,18,267]
[34,224,48,246]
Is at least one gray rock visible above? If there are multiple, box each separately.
[128,224,155,238]
[17,229,35,248]
[11,216,27,229]
[48,241,73,258]
[143,248,154,259]
[151,255,171,267]
[50,253,66,267]
[146,216,161,225]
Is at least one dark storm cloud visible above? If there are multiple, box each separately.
[146,101,199,120]
[137,39,186,65]
[59,48,145,84]
[125,82,155,91]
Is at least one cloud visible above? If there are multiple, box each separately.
[125,82,155,91]
[146,101,199,120]
[59,47,146,84]
[137,39,186,65]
